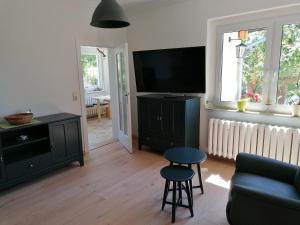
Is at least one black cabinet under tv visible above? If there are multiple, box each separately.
[137,94,200,151]
[0,113,84,190]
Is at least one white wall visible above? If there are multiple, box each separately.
[0,0,126,119]
[126,0,300,151]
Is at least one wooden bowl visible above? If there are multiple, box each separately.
[4,113,34,125]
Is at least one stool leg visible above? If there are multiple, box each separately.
[172,181,177,223]
[178,181,182,204]
[189,179,193,207]
[162,180,170,211]
[185,180,194,217]
[197,163,204,194]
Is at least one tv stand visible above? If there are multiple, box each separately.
[137,94,200,151]
[0,113,84,190]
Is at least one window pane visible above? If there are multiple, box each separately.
[220,32,239,102]
[80,54,104,91]
[277,23,300,105]
[220,29,267,103]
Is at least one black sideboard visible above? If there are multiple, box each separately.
[137,94,200,151]
[0,113,84,190]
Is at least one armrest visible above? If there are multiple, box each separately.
[236,153,298,184]
[232,184,300,211]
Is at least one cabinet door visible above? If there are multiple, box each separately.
[148,99,162,134]
[0,156,5,184]
[161,102,173,136]
[171,102,186,139]
[49,123,67,163]
[65,120,81,157]
[138,99,151,135]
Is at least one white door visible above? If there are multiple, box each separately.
[115,44,132,152]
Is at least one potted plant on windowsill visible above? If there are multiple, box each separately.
[287,85,300,116]
[237,92,260,112]
[292,100,300,116]
[237,98,248,112]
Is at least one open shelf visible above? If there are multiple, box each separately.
[2,137,49,151]
[3,140,51,164]
[1,124,49,148]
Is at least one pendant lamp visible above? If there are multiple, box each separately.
[90,0,130,28]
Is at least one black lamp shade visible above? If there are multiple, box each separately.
[90,0,130,28]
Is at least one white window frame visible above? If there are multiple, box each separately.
[214,14,300,114]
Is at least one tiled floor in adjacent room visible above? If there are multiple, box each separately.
[87,117,113,149]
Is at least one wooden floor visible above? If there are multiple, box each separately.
[0,142,234,225]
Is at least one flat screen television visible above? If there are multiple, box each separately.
[133,46,205,93]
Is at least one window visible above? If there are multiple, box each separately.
[216,16,300,112]
[80,54,105,92]
[277,23,300,105]
[221,28,267,103]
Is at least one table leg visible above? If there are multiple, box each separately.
[96,100,101,122]
[107,102,112,119]
[197,163,204,194]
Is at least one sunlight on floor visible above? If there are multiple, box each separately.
[205,174,231,189]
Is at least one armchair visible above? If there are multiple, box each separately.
[226,153,300,225]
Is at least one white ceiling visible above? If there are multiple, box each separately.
[118,0,155,5]
[91,0,182,10]
[92,0,169,7]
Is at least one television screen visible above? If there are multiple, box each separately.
[133,46,205,93]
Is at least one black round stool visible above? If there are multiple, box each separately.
[160,165,195,223]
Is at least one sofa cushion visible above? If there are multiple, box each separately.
[232,172,300,200]
[295,169,300,194]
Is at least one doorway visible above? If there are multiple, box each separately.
[79,46,114,150]
[77,42,132,153]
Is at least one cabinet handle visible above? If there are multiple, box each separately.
[29,164,34,168]
[160,116,163,121]
[0,156,3,163]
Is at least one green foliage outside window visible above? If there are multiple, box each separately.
[277,24,300,104]
[242,30,266,103]
[241,24,300,104]
[80,54,103,91]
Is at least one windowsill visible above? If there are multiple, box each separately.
[85,90,105,94]
[206,105,299,119]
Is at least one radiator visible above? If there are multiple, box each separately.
[208,118,300,166]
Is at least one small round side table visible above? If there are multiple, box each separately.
[164,147,207,193]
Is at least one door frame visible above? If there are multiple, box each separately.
[75,40,119,152]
